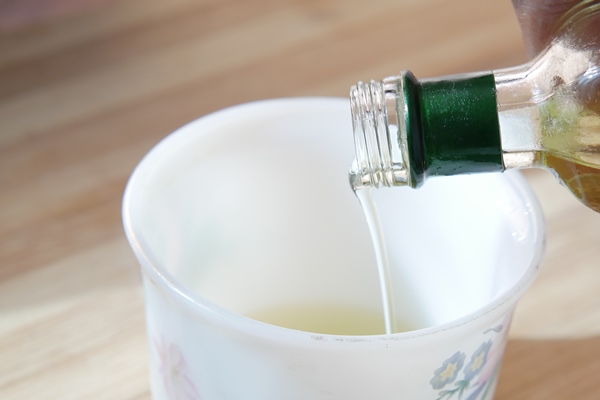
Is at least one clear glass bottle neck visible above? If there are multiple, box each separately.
[350,71,503,189]
[349,78,410,190]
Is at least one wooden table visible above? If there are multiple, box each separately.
[1,0,599,398]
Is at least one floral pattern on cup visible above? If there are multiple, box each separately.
[430,351,466,390]
[154,336,201,400]
[463,341,492,381]
[430,325,506,400]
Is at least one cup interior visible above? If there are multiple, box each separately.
[123,97,544,334]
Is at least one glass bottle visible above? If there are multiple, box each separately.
[350,1,600,212]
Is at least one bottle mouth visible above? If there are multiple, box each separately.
[349,77,409,190]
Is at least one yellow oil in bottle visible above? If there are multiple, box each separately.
[539,88,600,212]
[539,153,600,212]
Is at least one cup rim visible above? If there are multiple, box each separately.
[122,97,546,345]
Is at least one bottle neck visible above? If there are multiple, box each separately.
[350,78,407,189]
[350,71,503,189]
[495,6,600,169]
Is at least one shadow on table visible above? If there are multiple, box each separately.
[496,336,600,400]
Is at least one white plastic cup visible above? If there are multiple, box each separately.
[123,98,545,400]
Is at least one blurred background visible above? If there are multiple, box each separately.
[1,0,599,398]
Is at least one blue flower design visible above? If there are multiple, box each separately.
[430,351,466,389]
[463,340,492,381]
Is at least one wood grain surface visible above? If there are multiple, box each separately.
[1,0,599,398]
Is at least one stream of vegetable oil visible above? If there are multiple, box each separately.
[354,186,396,335]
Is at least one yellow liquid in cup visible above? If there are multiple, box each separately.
[249,304,411,336]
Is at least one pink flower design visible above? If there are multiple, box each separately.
[154,337,201,400]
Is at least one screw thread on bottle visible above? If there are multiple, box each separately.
[350,80,392,189]
[350,78,408,190]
